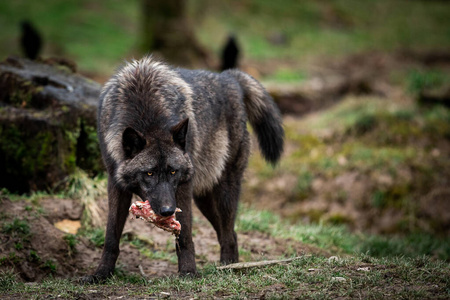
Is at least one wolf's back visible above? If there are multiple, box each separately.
[224,70,284,164]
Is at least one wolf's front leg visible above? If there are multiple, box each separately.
[175,181,197,275]
[80,178,132,284]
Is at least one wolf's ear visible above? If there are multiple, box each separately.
[171,118,189,150]
[122,127,146,159]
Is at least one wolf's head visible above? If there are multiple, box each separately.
[115,118,193,217]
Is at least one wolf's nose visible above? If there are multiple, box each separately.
[160,206,175,217]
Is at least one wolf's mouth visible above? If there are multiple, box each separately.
[129,200,181,235]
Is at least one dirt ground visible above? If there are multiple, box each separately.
[0,195,329,283]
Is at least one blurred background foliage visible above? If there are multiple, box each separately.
[0,0,449,75]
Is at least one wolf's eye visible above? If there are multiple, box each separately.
[170,170,176,175]
[147,172,153,176]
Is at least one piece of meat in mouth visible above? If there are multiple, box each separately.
[129,200,181,236]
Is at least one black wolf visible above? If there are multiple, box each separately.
[82,56,284,283]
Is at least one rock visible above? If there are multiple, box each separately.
[54,219,81,234]
[331,276,347,283]
[0,57,102,193]
[327,256,340,263]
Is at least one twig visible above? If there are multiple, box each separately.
[217,256,310,270]
[138,264,147,277]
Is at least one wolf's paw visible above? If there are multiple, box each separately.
[179,270,199,278]
[79,274,107,285]
[179,265,198,278]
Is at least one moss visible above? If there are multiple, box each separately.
[63,125,80,172]
[9,85,34,108]
[75,122,103,174]
[0,73,48,109]
[348,112,378,135]
[0,118,78,192]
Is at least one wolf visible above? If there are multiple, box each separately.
[81,56,284,283]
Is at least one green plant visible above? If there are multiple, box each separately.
[2,218,31,238]
[292,170,313,201]
[63,234,78,256]
[14,242,23,250]
[407,69,446,95]
[29,250,41,262]
[0,269,19,292]
[63,168,106,228]
[371,190,387,208]
[79,228,105,248]
[43,259,57,272]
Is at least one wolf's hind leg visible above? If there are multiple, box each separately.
[195,172,242,265]
[214,176,241,264]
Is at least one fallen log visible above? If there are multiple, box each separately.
[0,57,102,193]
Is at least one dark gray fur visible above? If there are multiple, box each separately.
[81,56,284,283]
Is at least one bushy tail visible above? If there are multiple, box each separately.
[226,70,284,164]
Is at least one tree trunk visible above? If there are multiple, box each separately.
[141,0,210,67]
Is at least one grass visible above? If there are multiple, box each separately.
[237,205,450,261]
[407,69,449,96]
[63,168,107,228]
[1,218,31,238]
[63,234,78,257]
[1,255,448,299]
[122,234,178,264]
[78,227,105,248]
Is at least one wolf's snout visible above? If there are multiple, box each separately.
[160,206,176,217]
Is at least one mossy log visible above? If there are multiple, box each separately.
[0,57,102,193]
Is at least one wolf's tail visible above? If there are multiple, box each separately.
[226,70,284,164]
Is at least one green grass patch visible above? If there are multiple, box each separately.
[0,269,20,293]
[407,69,449,95]
[264,68,308,83]
[2,217,31,238]
[2,255,448,299]
[121,234,178,264]
[63,234,78,256]
[237,204,450,261]
[77,227,105,248]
